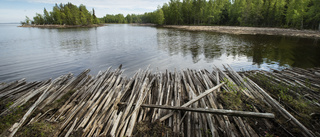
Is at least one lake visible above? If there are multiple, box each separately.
[0,24,319,82]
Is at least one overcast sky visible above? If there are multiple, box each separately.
[0,0,168,23]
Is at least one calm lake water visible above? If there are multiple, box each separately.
[0,24,319,82]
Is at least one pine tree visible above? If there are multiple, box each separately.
[306,0,320,30]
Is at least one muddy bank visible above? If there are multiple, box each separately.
[19,24,105,28]
[163,25,320,38]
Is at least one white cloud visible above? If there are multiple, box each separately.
[0,0,168,23]
[26,0,168,16]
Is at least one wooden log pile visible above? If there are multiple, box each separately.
[243,67,320,137]
[244,67,320,106]
[0,66,318,137]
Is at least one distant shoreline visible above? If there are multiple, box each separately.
[18,24,320,38]
[19,24,105,28]
[162,25,320,38]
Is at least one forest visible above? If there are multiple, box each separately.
[100,0,320,30]
[22,3,100,25]
[23,0,320,30]
[100,9,165,25]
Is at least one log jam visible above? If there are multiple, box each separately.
[0,66,319,137]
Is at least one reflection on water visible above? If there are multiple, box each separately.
[0,24,319,82]
[57,28,96,55]
[157,28,320,69]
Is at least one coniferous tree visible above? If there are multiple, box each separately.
[26,0,320,30]
[27,3,100,25]
[43,8,52,24]
[306,0,320,30]
[182,0,193,24]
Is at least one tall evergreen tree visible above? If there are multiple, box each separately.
[286,0,310,29]
[92,8,100,24]
[306,0,320,30]
[43,8,52,24]
[28,3,100,25]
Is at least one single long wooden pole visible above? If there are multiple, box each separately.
[158,82,225,122]
[118,102,275,119]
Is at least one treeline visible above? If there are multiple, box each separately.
[100,8,164,25]
[22,0,320,29]
[159,0,320,29]
[22,3,99,25]
[101,0,320,30]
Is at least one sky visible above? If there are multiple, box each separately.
[0,0,169,23]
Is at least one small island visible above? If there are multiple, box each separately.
[20,3,102,28]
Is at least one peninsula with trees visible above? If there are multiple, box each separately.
[21,3,101,28]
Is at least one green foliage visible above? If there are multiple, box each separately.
[305,0,320,30]
[142,8,165,25]
[135,120,173,136]
[21,122,55,137]
[33,13,45,25]
[154,9,165,25]
[250,73,313,114]
[264,131,277,137]
[0,104,25,134]
[92,8,100,24]
[286,0,310,29]
[220,90,242,110]
[101,14,126,23]
[21,16,32,25]
[26,3,99,25]
[25,0,320,29]
[125,0,319,29]
[101,8,164,25]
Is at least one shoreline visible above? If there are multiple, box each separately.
[18,24,320,38]
[19,24,105,28]
[162,25,320,38]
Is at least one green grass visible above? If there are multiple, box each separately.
[18,121,55,137]
[0,89,77,136]
[219,90,242,110]
[0,103,29,135]
[250,73,313,114]
[247,73,320,135]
